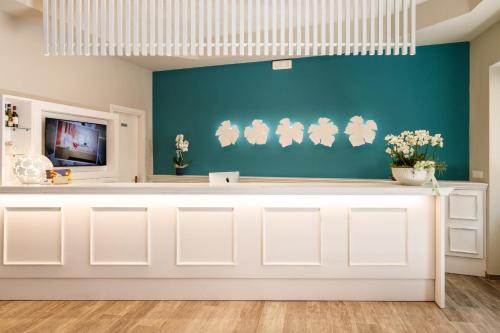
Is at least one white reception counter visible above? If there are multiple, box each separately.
[0,181,455,307]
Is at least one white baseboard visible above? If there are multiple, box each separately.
[0,278,435,301]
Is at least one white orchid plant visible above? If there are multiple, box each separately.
[173,134,191,167]
[385,130,446,173]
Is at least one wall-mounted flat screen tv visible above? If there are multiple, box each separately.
[44,117,107,167]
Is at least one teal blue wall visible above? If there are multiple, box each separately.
[153,42,469,180]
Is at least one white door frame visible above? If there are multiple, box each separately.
[110,104,146,182]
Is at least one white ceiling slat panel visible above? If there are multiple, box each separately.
[133,0,139,55]
[312,0,318,56]
[353,0,359,55]
[369,0,375,55]
[224,0,229,55]
[320,0,326,55]
[304,0,309,56]
[394,0,400,55]
[199,0,205,55]
[182,0,188,56]
[240,0,245,56]
[216,0,221,56]
[158,0,164,55]
[403,0,408,55]
[92,0,98,55]
[248,0,253,56]
[100,0,107,56]
[337,0,342,56]
[272,0,277,56]
[109,0,115,56]
[328,0,334,55]
[207,0,213,56]
[150,0,156,55]
[386,0,391,55]
[76,0,82,56]
[231,0,236,55]
[289,0,294,56]
[174,0,179,55]
[411,0,416,55]
[361,0,367,55]
[378,0,384,55]
[280,0,285,56]
[124,0,131,56]
[44,0,417,56]
[59,0,65,55]
[296,0,301,55]
[346,0,351,55]
[68,0,74,55]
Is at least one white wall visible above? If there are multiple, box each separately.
[0,9,153,174]
[471,19,500,275]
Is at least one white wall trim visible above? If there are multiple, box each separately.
[449,193,479,220]
[448,226,480,255]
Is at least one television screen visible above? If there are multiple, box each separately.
[44,117,107,167]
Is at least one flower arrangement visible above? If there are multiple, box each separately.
[385,130,446,173]
[173,134,191,170]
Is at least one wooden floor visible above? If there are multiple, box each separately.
[0,274,498,333]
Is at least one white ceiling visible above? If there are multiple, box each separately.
[3,0,500,71]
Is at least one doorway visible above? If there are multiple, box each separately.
[111,105,146,183]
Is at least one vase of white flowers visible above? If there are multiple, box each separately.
[385,130,446,186]
[173,134,191,176]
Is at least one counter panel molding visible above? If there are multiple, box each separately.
[449,194,478,220]
[90,207,150,266]
[348,208,408,266]
[3,207,64,266]
[263,208,322,266]
[176,207,236,266]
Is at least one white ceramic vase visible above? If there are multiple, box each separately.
[391,167,435,186]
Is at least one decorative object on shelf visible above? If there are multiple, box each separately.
[12,154,53,184]
[244,120,269,145]
[216,120,239,147]
[344,116,378,147]
[308,117,339,147]
[46,169,72,185]
[173,134,191,176]
[385,130,446,187]
[276,118,304,148]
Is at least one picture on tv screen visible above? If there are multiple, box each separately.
[44,117,107,167]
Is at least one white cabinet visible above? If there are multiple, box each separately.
[445,183,488,277]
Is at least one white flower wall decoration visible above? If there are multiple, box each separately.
[215,120,239,147]
[344,116,378,147]
[308,117,339,147]
[275,118,304,147]
[244,119,269,145]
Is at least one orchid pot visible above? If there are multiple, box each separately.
[391,167,435,186]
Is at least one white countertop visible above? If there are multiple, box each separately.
[0,179,480,195]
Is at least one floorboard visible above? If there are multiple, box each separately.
[0,274,499,332]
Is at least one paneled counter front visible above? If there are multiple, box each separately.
[0,181,454,307]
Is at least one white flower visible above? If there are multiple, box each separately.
[215,120,240,147]
[344,116,378,147]
[308,118,339,147]
[244,120,269,145]
[431,134,444,147]
[414,160,436,170]
[175,134,184,143]
[275,118,304,147]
